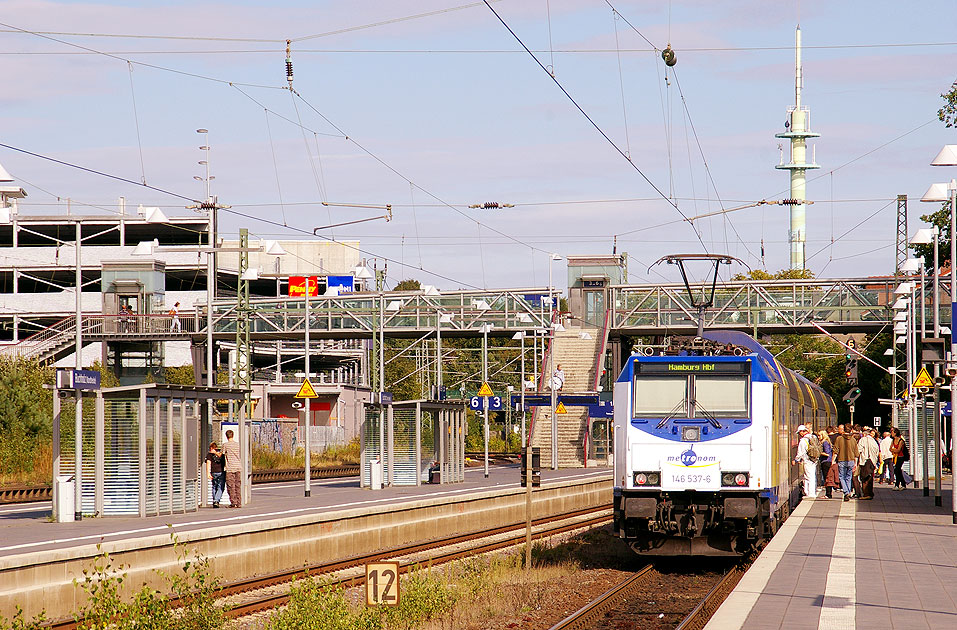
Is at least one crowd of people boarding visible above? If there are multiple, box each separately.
[794,423,911,501]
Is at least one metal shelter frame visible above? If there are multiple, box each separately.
[53,383,249,518]
[360,399,466,488]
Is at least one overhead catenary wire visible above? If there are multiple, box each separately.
[0,139,490,290]
[481,1,707,253]
[0,20,284,90]
[126,61,147,186]
[288,86,551,256]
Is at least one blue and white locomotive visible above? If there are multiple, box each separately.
[612,331,836,556]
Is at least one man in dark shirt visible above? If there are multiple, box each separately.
[205,442,225,507]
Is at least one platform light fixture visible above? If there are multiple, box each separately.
[927,144,957,517]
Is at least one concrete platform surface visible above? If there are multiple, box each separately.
[0,465,611,559]
[705,479,957,630]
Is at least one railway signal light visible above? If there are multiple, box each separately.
[844,359,858,385]
[843,387,861,405]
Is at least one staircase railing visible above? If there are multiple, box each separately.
[1,313,199,361]
[584,309,612,467]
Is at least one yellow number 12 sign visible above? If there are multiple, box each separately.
[366,562,400,606]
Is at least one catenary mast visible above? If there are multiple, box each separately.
[775,25,820,269]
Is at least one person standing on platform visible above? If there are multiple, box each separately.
[857,428,880,500]
[890,427,909,491]
[222,430,243,507]
[833,424,859,501]
[205,442,226,508]
[793,425,817,498]
[879,430,894,485]
[818,430,834,498]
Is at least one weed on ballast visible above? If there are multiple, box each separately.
[266,569,456,630]
[0,608,46,630]
[70,536,229,630]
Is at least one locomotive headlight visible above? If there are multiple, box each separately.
[681,426,701,442]
[722,472,750,487]
[633,471,660,486]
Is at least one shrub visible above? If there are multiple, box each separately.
[267,578,381,630]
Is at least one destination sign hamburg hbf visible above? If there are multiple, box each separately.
[637,361,748,375]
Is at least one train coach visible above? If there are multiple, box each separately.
[612,330,837,556]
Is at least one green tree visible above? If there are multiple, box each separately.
[165,364,198,386]
[0,358,54,479]
[732,268,815,281]
[394,279,421,291]
[910,203,952,272]
[938,80,957,127]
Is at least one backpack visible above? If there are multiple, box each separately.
[806,434,821,460]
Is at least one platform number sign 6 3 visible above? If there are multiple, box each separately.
[469,396,502,411]
[366,562,400,606]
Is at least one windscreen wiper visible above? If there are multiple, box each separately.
[692,400,723,429]
[656,399,688,429]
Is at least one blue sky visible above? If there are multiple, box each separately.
[1,0,956,290]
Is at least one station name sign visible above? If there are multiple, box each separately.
[637,361,749,375]
[57,369,101,390]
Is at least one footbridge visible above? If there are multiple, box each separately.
[606,275,944,337]
[1,276,945,364]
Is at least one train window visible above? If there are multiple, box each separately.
[633,377,687,416]
[693,376,749,417]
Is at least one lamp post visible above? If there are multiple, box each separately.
[548,253,563,471]
[904,257,928,490]
[914,225,943,504]
[133,236,285,506]
[73,220,83,521]
[479,322,493,479]
[925,142,957,522]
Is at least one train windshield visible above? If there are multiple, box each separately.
[633,377,687,416]
[694,376,749,417]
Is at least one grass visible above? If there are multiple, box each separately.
[251,438,361,471]
[259,527,633,630]
[0,442,52,487]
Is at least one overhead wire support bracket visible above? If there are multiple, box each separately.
[313,202,392,234]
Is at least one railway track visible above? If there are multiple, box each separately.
[548,565,655,630]
[42,506,613,629]
[549,557,749,630]
[0,465,360,505]
[674,565,744,630]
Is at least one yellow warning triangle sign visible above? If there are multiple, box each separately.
[913,367,934,389]
[295,379,318,399]
[555,401,568,414]
[477,382,494,397]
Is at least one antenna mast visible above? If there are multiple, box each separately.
[775,25,820,270]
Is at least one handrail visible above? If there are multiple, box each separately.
[592,308,611,392]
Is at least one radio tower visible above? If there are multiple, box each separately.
[775,25,820,270]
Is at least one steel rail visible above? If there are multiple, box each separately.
[547,564,655,630]
[674,565,744,630]
[0,465,360,504]
[41,506,612,629]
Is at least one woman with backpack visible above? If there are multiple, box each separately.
[890,427,909,490]
[818,430,835,499]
